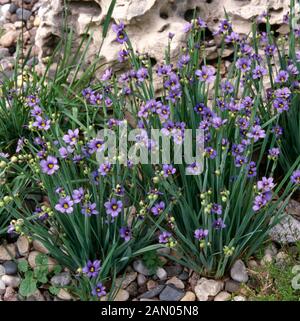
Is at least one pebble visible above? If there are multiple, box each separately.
[28,251,57,272]
[115,271,137,289]
[0,279,5,295]
[27,289,45,301]
[166,276,185,289]
[264,244,278,257]
[139,285,165,299]
[230,260,249,283]
[157,247,170,255]
[225,280,240,293]
[156,267,167,280]
[137,273,147,286]
[114,289,129,301]
[4,286,17,301]
[275,251,289,267]
[178,270,189,281]
[16,8,32,22]
[57,289,72,301]
[0,244,16,261]
[194,278,223,301]
[232,295,246,301]
[180,291,196,301]
[261,253,273,266]
[0,264,5,276]
[126,282,138,297]
[33,16,40,27]
[165,264,183,277]
[16,236,30,256]
[1,275,21,288]
[247,260,259,269]
[159,285,185,301]
[0,48,10,59]
[3,261,18,275]
[214,291,231,301]
[32,240,49,254]
[50,272,71,287]
[147,280,158,291]
[133,260,151,276]
[8,3,18,14]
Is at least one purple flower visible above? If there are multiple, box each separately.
[151,201,165,216]
[186,162,202,175]
[101,68,113,81]
[265,44,276,56]
[205,147,217,159]
[225,31,240,43]
[83,260,101,278]
[194,228,208,240]
[211,203,222,215]
[72,187,84,203]
[136,67,148,82]
[221,80,234,94]
[82,87,94,100]
[291,170,300,185]
[81,202,98,216]
[235,155,248,167]
[218,19,232,34]
[177,54,190,69]
[272,125,283,137]
[112,22,128,44]
[168,32,175,39]
[16,137,25,153]
[119,226,131,242]
[268,147,280,159]
[104,198,123,218]
[257,177,275,192]
[157,64,173,77]
[287,63,299,76]
[118,49,129,62]
[247,161,257,177]
[274,87,291,99]
[253,192,272,212]
[26,95,40,107]
[99,161,112,176]
[159,231,172,243]
[212,218,226,230]
[247,125,266,142]
[59,146,73,159]
[32,116,50,131]
[275,70,289,84]
[30,106,43,117]
[212,116,227,129]
[40,156,59,175]
[162,164,176,177]
[92,282,106,298]
[63,128,79,146]
[183,22,193,33]
[236,57,251,72]
[273,98,289,113]
[252,65,267,79]
[195,66,216,84]
[89,92,103,106]
[55,196,74,214]
[87,139,105,154]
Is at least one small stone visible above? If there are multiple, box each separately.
[147,280,158,291]
[0,264,5,276]
[126,282,138,297]
[264,243,278,257]
[157,247,170,255]
[232,295,246,301]
[4,286,17,301]
[166,276,185,290]
[0,48,10,59]
[28,251,57,272]
[27,289,45,301]
[137,274,147,286]
[17,236,30,256]
[261,254,273,266]
[188,272,200,291]
[57,289,72,300]
[214,291,231,301]
[16,8,31,22]
[159,285,185,301]
[0,244,16,261]
[14,21,24,29]
[180,291,196,301]
[33,16,40,27]
[247,260,259,269]
[275,251,289,267]
[8,3,18,14]
[50,272,71,287]
[269,215,300,244]
[139,285,165,299]
[114,289,129,301]
[225,280,241,293]
[156,267,167,280]
[140,298,159,301]
[230,260,249,283]
[0,279,5,295]
[115,271,137,289]
[32,240,49,254]
[194,278,223,301]
[178,271,189,281]
[1,275,20,288]
[133,260,151,276]
[165,264,183,277]
[3,261,18,275]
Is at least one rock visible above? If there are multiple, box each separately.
[178,270,189,281]
[147,280,158,291]
[27,289,45,301]
[50,272,71,287]
[1,275,21,288]
[8,3,18,14]
[264,243,278,257]
[157,247,170,255]
[114,289,129,301]
[180,291,196,301]
[269,215,300,244]
[115,272,137,289]
[165,264,183,277]
[232,295,246,301]
[133,260,151,276]
[214,291,231,301]
[194,278,224,301]
[4,286,17,301]
[156,267,167,280]
[16,8,31,22]
[159,285,184,301]
[275,251,289,267]
[261,254,273,266]
[126,282,138,297]
[57,288,72,300]
[32,240,49,254]
[0,264,5,276]
[247,260,259,269]
[225,280,241,293]
[3,261,18,275]
[28,251,57,272]
[137,273,147,286]
[188,272,200,291]
[0,31,20,48]
[33,16,40,27]
[140,298,159,301]
[286,199,300,217]
[230,260,249,283]
[139,285,165,299]
[166,276,185,290]
[0,279,6,295]
[0,48,10,59]
[0,244,16,261]
[17,236,30,256]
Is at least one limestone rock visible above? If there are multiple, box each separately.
[269,215,300,244]
[194,278,223,301]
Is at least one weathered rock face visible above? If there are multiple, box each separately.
[34,0,292,76]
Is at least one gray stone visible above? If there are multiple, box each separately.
[232,295,246,301]
[214,291,231,301]
[115,272,137,289]
[269,215,300,244]
[159,285,184,301]
[16,8,31,22]
[8,3,17,14]
[27,289,45,301]
[0,48,10,59]
[165,265,183,277]
[178,270,189,281]
[50,272,71,287]
[225,280,241,293]
[137,274,147,286]
[0,279,5,295]
[133,260,151,276]
[194,278,224,301]
[156,267,167,280]
[3,261,18,275]
[139,285,165,299]
[230,260,249,283]
[0,264,5,276]
[1,275,20,288]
